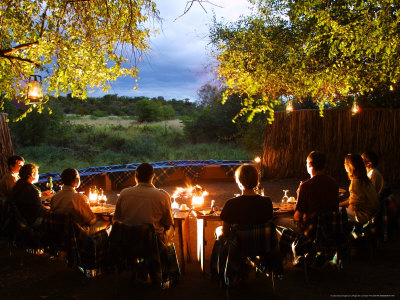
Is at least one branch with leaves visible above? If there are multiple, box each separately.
[0,0,159,118]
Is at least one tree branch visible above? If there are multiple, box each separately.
[174,0,223,22]
[0,53,40,67]
[1,42,39,55]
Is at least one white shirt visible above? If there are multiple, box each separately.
[114,182,173,235]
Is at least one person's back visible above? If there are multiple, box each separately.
[11,164,47,226]
[349,178,378,224]
[113,163,177,286]
[50,168,106,234]
[51,186,95,226]
[115,183,172,235]
[0,172,17,200]
[220,194,273,225]
[296,174,338,221]
[295,151,339,228]
[114,163,173,237]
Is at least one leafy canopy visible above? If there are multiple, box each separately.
[210,0,400,122]
[0,0,158,117]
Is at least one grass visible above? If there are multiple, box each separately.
[65,114,183,130]
[18,119,250,174]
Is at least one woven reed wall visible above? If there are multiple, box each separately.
[263,109,400,184]
[0,113,14,176]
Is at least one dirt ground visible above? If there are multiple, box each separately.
[1,178,400,300]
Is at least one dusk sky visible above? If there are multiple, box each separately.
[90,0,253,101]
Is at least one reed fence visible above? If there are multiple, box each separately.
[262,109,400,185]
[0,113,14,176]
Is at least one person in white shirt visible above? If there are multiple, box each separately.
[51,168,110,234]
[362,151,385,196]
[114,163,174,242]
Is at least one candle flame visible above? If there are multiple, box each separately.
[172,184,208,208]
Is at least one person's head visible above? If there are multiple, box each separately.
[18,163,39,184]
[344,153,369,182]
[235,164,259,190]
[61,168,80,188]
[135,163,154,183]
[306,151,326,175]
[8,155,25,174]
[362,151,379,170]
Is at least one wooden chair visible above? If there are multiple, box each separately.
[41,211,74,261]
[69,223,110,277]
[109,221,180,288]
[279,207,350,281]
[219,222,284,297]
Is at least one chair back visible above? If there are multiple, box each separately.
[313,207,350,250]
[41,211,73,254]
[0,198,15,239]
[70,223,110,272]
[230,222,278,257]
[109,221,161,275]
[110,221,157,257]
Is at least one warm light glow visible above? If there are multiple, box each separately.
[88,191,98,205]
[27,75,43,104]
[351,101,360,114]
[286,101,294,112]
[197,218,204,269]
[192,195,205,207]
[171,196,179,209]
[172,184,208,208]
[254,156,261,163]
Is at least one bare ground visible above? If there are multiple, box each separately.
[1,178,400,300]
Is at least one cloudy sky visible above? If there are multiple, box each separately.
[90,0,253,101]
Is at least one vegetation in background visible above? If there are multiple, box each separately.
[210,0,400,122]
[4,92,257,173]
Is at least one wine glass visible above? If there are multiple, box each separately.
[99,195,107,207]
[282,190,289,203]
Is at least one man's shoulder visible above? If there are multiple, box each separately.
[308,174,337,186]
[157,188,170,197]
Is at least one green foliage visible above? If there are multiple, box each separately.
[183,85,245,143]
[135,98,177,122]
[0,0,158,112]
[210,0,400,121]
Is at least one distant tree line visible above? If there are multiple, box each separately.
[53,94,197,122]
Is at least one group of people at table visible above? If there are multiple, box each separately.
[0,149,386,286]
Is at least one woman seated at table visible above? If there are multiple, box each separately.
[340,153,378,224]
[51,168,110,234]
[211,164,279,284]
[219,164,273,238]
[11,163,49,227]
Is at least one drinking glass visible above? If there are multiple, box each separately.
[282,190,289,203]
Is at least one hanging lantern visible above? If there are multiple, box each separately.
[27,75,43,105]
[351,100,360,115]
[286,100,294,112]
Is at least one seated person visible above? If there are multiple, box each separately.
[0,155,24,200]
[114,163,178,285]
[340,154,378,224]
[276,151,339,265]
[50,168,110,234]
[211,164,280,283]
[276,151,339,233]
[220,164,273,238]
[11,163,49,227]
[361,151,385,196]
